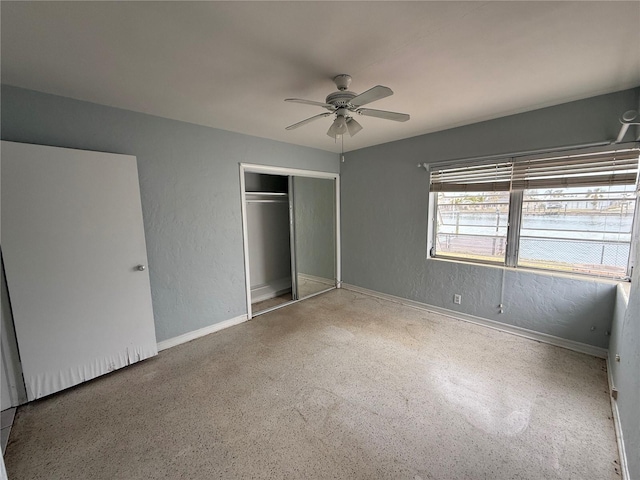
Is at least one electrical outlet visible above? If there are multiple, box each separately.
[453,294,461,305]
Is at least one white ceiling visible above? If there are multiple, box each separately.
[2,1,639,153]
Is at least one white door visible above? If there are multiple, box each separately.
[1,141,157,401]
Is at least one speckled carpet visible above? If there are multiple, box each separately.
[5,289,619,479]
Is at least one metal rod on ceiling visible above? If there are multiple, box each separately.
[616,110,640,143]
[616,124,631,144]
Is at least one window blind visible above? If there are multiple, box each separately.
[430,147,640,193]
[430,162,512,192]
[511,148,639,190]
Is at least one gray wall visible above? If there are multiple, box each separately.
[0,85,339,342]
[294,177,335,281]
[246,202,291,288]
[341,88,640,348]
[609,261,640,478]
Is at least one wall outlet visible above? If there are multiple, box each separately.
[453,294,462,305]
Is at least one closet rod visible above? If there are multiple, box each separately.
[246,199,288,204]
[245,192,288,196]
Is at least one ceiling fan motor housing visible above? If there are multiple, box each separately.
[333,74,352,90]
[326,74,357,109]
[326,90,357,108]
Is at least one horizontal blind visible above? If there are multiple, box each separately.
[512,148,639,190]
[430,162,512,192]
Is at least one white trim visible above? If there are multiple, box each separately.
[428,256,623,285]
[298,286,335,301]
[288,176,299,300]
[239,163,340,317]
[341,283,608,359]
[298,273,335,286]
[241,163,339,180]
[157,314,248,352]
[239,167,253,320]
[427,191,435,258]
[251,300,297,317]
[251,286,335,317]
[250,276,292,303]
[335,175,342,287]
[606,356,630,480]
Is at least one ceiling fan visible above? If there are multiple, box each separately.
[285,74,410,139]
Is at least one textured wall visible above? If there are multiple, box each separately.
[341,88,639,348]
[0,86,339,342]
[609,263,640,478]
[294,177,335,280]
[246,201,291,288]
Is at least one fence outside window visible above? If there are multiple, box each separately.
[430,146,639,279]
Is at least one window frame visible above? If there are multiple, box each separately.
[428,144,640,281]
[430,191,513,267]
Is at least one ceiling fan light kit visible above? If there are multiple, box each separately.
[328,114,348,138]
[285,74,410,140]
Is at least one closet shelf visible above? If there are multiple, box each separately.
[246,199,288,204]
[246,191,288,197]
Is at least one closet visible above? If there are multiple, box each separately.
[241,165,340,317]
[245,173,294,311]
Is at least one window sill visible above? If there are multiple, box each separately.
[427,255,625,285]
[618,282,631,304]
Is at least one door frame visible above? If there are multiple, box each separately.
[239,164,340,319]
[288,176,299,302]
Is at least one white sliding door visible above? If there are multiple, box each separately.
[1,141,157,401]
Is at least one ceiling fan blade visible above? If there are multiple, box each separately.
[358,108,410,122]
[286,112,332,130]
[285,98,334,109]
[346,117,363,137]
[349,85,393,107]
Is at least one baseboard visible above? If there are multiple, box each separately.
[298,273,335,286]
[606,357,630,480]
[157,314,248,352]
[251,277,292,303]
[342,283,608,359]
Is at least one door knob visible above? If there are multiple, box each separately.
[135,265,146,271]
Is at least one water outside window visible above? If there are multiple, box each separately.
[434,185,636,278]
[435,191,510,263]
[519,185,635,277]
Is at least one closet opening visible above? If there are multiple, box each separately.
[239,164,340,318]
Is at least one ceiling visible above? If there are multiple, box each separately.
[2,2,639,153]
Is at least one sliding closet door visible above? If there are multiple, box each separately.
[292,176,336,298]
[1,141,157,401]
[288,176,299,301]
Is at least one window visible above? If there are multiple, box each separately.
[519,185,635,277]
[430,146,640,279]
[434,191,510,263]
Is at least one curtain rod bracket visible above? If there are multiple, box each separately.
[615,110,640,143]
[417,162,428,171]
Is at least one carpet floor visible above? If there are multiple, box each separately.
[5,289,619,479]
